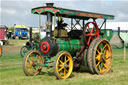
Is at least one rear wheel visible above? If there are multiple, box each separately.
[20,46,30,57]
[87,38,100,73]
[23,50,42,76]
[54,51,73,79]
[92,39,112,74]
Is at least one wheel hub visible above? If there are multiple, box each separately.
[100,54,106,63]
[64,64,68,68]
[30,61,34,66]
[90,33,95,36]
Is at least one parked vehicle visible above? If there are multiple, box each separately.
[14,25,28,39]
[0,25,8,45]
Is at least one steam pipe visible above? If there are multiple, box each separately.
[29,27,32,42]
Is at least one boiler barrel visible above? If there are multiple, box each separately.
[56,39,81,55]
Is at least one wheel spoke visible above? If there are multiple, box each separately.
[64,67,68,72]
[96,62,100,67]
[99,44,103,53]
[38,57,42,62]
[59,66,64,72]
[99,65,101,72]
[96,55,101,61]
[67,65,70,67]
[29,55,33,61]
[65,56,67,62]
[87,25,91,32]
[105,51,111,59]
[85,33,91,36]
[64,68,66,76]
[32,67,35,73]
[91,25,95,32]
[61,56,63,62]
[106,56,111,59]
[95,33,99,36]
[87,37,92,46]
[103,50,106,55]
[32,56,34,60]
[102,44,107,51]
[28,68,31,72]
[96,49,101,54]
[91,36,94,40]
[59,60,64,64]
[104,64,107,69]
[58,64,63,67]
[65,59,69,64]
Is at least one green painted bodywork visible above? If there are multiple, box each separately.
[35,62,44,66]
[32,6,114,20]
[57,39,81,54]
[99,29,113,41]
[35,57,51,67]
[45,57,51,67]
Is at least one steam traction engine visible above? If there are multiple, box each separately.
[23,3,114,79]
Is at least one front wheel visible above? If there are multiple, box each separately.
[53,51,73,80]
[23,50,42,76]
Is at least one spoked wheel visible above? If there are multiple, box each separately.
[83,22,99,47]
[92,39,112,74]
[20,46,30,57]
[23,50,42,76]
[54,51,73,80]
[0,45,2,57]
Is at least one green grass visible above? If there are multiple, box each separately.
[0,41,128,85]
[7,39,28,46]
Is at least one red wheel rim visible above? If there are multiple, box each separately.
[84,22,99,46]
[40,41,50,53]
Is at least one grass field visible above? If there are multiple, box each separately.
[0,40,128,85]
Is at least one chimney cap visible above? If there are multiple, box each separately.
[46,3,54,7]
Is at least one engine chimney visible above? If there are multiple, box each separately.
[45,3,54,38]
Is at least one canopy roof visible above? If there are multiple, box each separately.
[32,6,114,20]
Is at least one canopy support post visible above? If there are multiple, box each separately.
[71,18,73,30]
[124,44,126,61]
[99,19,106,30]
[39,14,41,35]
[83,19,85,29]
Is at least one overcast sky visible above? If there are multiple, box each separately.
[0,0,128,27]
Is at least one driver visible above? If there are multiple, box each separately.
[53,19,68,38]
